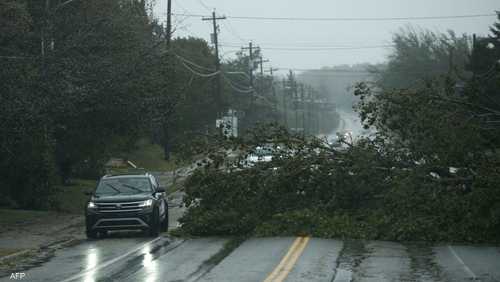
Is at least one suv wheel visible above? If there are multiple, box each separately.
[149,209,160,237]
[161,210,169,232]
[86,230,98,239]
[161,201,168,232]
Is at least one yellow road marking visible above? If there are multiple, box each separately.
[263,237,302,282]
[263,237,310,282]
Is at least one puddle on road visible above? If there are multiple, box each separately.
[94,237,184,282]
[0,238,83,278]
[332,240,445,282]
[405,242,445,282]
[332,240,371,282]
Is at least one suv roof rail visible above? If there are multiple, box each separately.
[104,167,149,177]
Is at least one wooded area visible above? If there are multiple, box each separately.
[0,0,336,209]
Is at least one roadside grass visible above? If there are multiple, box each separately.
[54,179,96,214]
[0,249,22,257]
[166,181,184,195]
[52,171,186,215]
[53,136,191,214]
[0,209,61,230]
[125,138,186,172]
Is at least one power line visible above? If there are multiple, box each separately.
[180,61,221,77]
[173,0,190,14]
[222,74,254,93]
[220,44,394,51]
[170,50,220,77]
[221,41,390,47]
[224,71,251,80]
[223,74,252,89]
[172,52,215,71]
[221,21,247,43]
[202,11,226,117]
[196,0,213,12]
[172,12,496,22]
[277,68,374,73]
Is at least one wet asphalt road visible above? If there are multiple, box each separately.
[1,181,499,281]
[1,233,499,282]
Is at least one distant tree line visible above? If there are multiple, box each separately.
[0,0,222,208]
[0,0,324,209]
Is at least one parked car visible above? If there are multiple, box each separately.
[239,146,274,168]
[84,171,168,239]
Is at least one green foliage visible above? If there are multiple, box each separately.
[53,179,96,214]
[0,0,178,208]
[178,55,500,244]
[177,126,500,242]
[374,27,470,90]
[176,20,500,243]
[124,138,185,171]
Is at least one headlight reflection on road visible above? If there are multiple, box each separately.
[142,245,158,282]
[83,248,99,282]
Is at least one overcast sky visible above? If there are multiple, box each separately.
[154,0,499,73]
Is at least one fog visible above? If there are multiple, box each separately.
[155,0,499,71]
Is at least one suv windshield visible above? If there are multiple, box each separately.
[95,177,152,196]
[253,147,273,157]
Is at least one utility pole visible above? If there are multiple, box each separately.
[166,0,172,48]
[300,84,305,137]
[259,57,269,76]
[304,86,313,136]
[258,56,269,95]
[242,42,259,108]
[472,33,477,52]
[162,0,173,160]
[41,0,51,77]
[448,46,454,76]
[242,42,257,89]
[203,11,226,117]
[270,68,278,76]
[265,67,279,122]
[294,82,299,134]
[264,67,278,98]
[282,79,288,128]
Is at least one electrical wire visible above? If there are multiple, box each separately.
[179,60,220,77]
[173,0,190,14]
[222,40,390,47]
[220,44,394,51]
[196,0,213,12]
[223,73,253,90]
[172,12,496,22]
[224,71,251,80]
[221,21,248,44]
[222,74,254,93]
[172,52,216,72]
[276,68,374,73]
[222,74,277,108]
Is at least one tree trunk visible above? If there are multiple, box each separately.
[163,127,170,161]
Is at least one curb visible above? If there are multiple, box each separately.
[0,237,81,264]
[0,249,32,263]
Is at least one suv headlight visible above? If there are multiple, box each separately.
[139,199,153,208]
[87,202,96,209]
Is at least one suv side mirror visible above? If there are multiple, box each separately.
[157,187,166,193]
[84,191,93,196]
